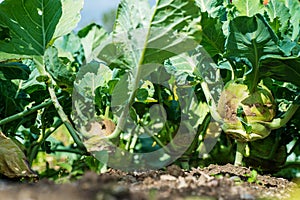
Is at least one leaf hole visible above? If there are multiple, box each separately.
[37,8,43,16]
[0,26,11,42]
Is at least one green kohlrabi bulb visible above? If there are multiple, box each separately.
[218,81,276,142]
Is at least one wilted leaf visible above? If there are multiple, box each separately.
[0,132,37,179]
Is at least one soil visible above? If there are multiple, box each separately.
[0,164,299,200]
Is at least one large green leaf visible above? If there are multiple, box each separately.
[109,0,201,67]
[95,0,202,106]
[0,0,62,55]
[0,62,30,80]
[143,0,201,64]
[225,14,281,92]
[260,56,300,87]
[53,0,84,39]
[232,0,265,17]
[200,12,225,57]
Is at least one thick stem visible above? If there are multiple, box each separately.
[47,85,85,150]
[234,141,246,166]
[0,98,57,126]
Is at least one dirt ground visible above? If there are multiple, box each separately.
[0,164,299,200]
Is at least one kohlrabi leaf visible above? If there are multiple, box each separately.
[265,0,290,36]
[285,0,300,41]
[110,0,201,68]
[195,0,225,18]
[54,32,84,63]
[0,0,62,55]
[53,0,84,39]
[232,0,265,17]
[143,0,201,64]
[0,52,31,62]
[260,56,300,87]
[225,14,281,92]
[200,12,225,57]
[0,62,30,80]
[78,23,109,63]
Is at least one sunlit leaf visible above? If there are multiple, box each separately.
[284,0,300,41]
[232,0,265,17]
[78,23,108,63]
[265,0,290,36]
[0,0,62,55]
[53,0,84,39]
[195,0,225,18]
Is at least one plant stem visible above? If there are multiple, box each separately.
[47,85,85,150]
[234,141,246,166]
[28,119,64,164]
[0,98,58,126]
[144,126,171,154]
[34,55,86,151]
[48,148,86,155]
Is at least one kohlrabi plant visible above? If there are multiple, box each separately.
[167,0,300,168]
[200,1,300,166]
